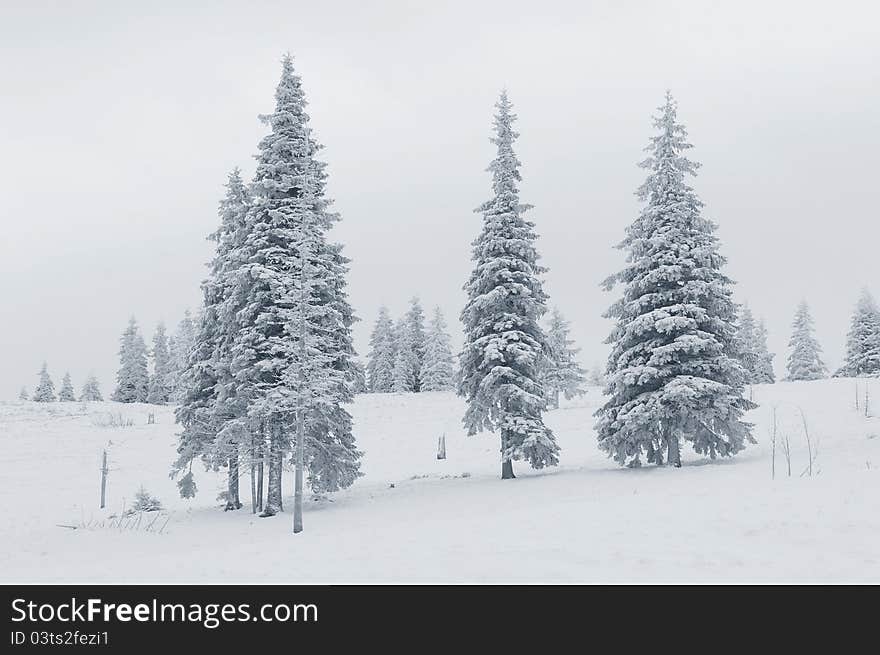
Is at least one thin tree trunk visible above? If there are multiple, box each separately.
[666,429,681,468]
[100,449,108,509]
[261,423,283,517]
[500,429,515,479]
[257,461,264,512]
[225,452,242,510]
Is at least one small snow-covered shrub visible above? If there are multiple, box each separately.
[131,486,163,512]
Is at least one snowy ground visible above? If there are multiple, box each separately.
[2,378,878,583]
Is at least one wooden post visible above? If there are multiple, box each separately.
[100,449,108,509]
[437,433,446,459]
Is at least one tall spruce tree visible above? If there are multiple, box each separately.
[79,374,103,402]
[220,54,361,516]
[420,307,455,391]
[786,301,827,381]
[595,92,754,468]
[543,307,587,408]
[147,322,172,404]
[459,91,558,479]
[366,307,396,392]
[112,317,149,403]
[836,289,880,377]
[58,372,76,401]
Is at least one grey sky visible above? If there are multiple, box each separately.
[2,0,878,398]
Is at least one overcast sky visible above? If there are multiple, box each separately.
[2,0,878,399]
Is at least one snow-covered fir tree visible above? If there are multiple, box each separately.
[405,297,427,390]
[366,306,396,392]
[147,322,172,404]
[420,306,455,391]
[595,92,754,468]
[175,169,252,510]
[79,374,103,402]
[167,310,197,402]
[459,91,558,479]
[392,316,417,392]
[786,301,827,381]
[181,55,362,516]
[112,316,150,403]
[754,319,776,383]
[734,305,774,384]
[58,372,76,401]
[33,362,57,402]
[18,386,29,401]
[835,289,880,377]
[542,307,587,408]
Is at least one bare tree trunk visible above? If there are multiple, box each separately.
[666,429,681,468]
[257,461,264,512]
[225,452,242,510]
[261,423,283,517]
[500,429,515,479]
[100,449,108,509]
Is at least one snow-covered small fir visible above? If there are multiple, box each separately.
[392,316,417,393]
[542,307,587,408]
[147,322,172,404]
[734,305,776,384]
[458,91,558,479]
[420,306,455,391]
[33,362,57,403]
[835,289,880,378]
[405,298,427,391]
[58,372,76,401]
[785,301,827,381]
[595,92,754,468]
[111,316,149,403]
[79,374,103,402]
[366,307,396,393]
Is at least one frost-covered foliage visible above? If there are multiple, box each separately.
[459,91,558,479]
[366,306,396,393]
[421,307,455,391]
[174,55,362,514]
[79,374,103,402]
[734,305,775,384]
[33,362,57,402]
[350,358,368,394]
[58,372,76,401]
[147,322,172,404]
[18,387,28,401]
[112,316,149,403]
[595,92,755,468]
[542,307,587,408]
[835,289,880,378]
[786,301,827,381]
[392,316,417,392]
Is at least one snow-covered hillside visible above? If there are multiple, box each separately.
[2,379,878,583]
